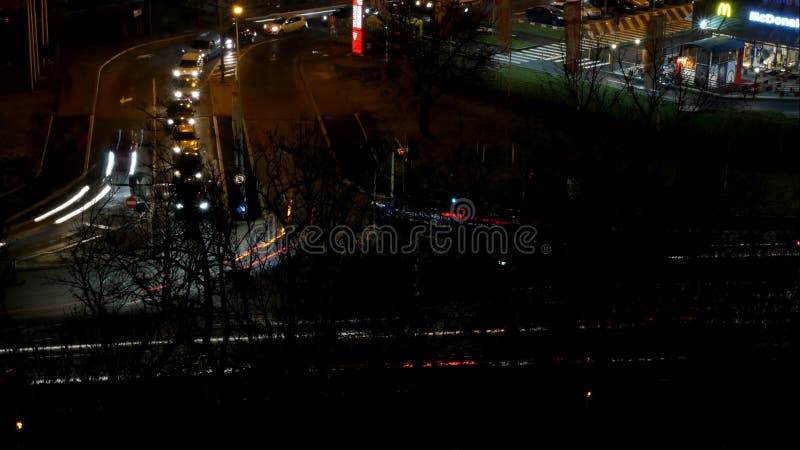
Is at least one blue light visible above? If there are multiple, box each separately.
[236,203,248,215]
[450,197,457,204]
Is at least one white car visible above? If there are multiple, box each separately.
[173,52,203,78]
[264,15,307,36]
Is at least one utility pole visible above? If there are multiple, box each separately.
[218,0,226,82]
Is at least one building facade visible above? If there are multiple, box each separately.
[692,0,800,73]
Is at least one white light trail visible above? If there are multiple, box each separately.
[34,185,91,222]
[54,184,112,224]
[105,150,115,177]
[129,149,137,176]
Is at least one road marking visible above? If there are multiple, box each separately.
[120,96,133,104]
[136,53,154,59]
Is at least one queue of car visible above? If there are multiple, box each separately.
[164,33,217,217]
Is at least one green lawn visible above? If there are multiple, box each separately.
[475,34,531,51]
[511,21,565,40]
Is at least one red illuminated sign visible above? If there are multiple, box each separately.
[352,0,363,55]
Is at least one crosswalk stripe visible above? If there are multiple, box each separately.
[495,17,691,67]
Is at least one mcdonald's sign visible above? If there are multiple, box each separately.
[716,2,732,18]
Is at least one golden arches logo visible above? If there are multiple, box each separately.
[717,2,732,18]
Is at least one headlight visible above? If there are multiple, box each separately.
[199,201,209,210]
[173,69,180,77]
[188,118,196,125]
[426,1,433,7]
[174,91,182,98]
[191,70,198,77]
[174,170,181,177]
[167,119,174,125]
[195,172,202,179]
[176,203,184,210]
[191,91,199,99]
[271,25,279,32]
[173,146,181,153]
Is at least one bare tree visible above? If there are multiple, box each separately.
[384,0,498,136]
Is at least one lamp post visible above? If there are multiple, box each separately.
[233,4,243,81]
[635,38,641,68]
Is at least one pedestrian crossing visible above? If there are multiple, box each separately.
[209,50,238,80]
[582,5,693,35]
[494,11,692,67]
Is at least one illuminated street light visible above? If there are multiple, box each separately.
[233,5,243,81]
[609,43,617,65]
[635,38,641,67]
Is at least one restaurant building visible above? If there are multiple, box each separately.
[691,0,800,73]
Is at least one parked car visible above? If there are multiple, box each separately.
[589,0,638,14]
[549,1,603,21]
[525,5,565,26]
[582,0,604,18]
[263,15,307,36]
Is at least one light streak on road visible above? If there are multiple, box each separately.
[54,184,112,224]
[235,229,286,261]
[129,149,137,176]
[105,150,115,177]
[33,186,91,222]
[243,245,289,269]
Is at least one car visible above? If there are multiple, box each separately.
[224,24,257,49]
[525,6,565,26]
[582,0,603,19]
[549,1,602,21]
[172,153,204,184]
[173,182,211,217]
[184,31,221,62]
[165,99,196,129]
[173,52,203,78]
[172,76,200,100]
[171,124,200,156]
[263,15,307,36]
[589,0,638,13]
[631,0,651,9]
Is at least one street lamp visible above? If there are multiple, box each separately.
[233,5,243,81]
[609,43,617,65]
[634,38,641,68]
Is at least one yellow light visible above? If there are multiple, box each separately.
[586,390,592,398]
[233,5,243,15]
[717,2,732,18]
[15,420,23,431]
